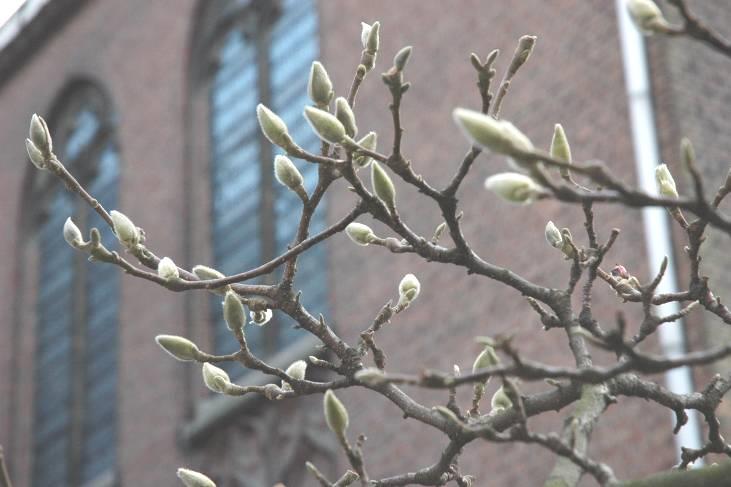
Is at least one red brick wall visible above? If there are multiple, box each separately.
[0,0,704,485]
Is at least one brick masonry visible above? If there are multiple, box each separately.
[0,0,726,485]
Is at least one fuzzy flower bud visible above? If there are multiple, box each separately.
[371,161,396,211]
[655,163,678,199]
[202,362,230,394]
[155,334,200,362]
[308,61,334,107]
[484,173,543,205]
[249,309,273,326]
[177,468,216,487]
[157,257,179,280]
[25,138,46,169]
[472,346,500,373]
[626,0,671,35]
[192,265,225,281]
[29,114,52,157]
[285,360,307,381]
[304,106,347,145]
[398,273,421,306]
[110,210,140,247]
[257,104,294,150]
[355,367,387,386]
[335,97,358,138]
[551,123,572,180]
[453,108,533,157]
[222,290,245,331]
[354,131,377,168]
[393,46,412,72]
[490,386,513,413]
[345,222,377,246]
[361,21,380,53]
[545,221,563,249]
[63,217,84,248]
[274,155,304,193]
[324,389,349,437]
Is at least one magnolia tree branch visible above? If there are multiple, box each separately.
[19,4,731,487]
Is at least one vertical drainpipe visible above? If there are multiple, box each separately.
[614,0,704,464]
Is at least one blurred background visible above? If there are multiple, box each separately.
[1,0,731,486]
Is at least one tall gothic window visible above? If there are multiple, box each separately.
[32,82,120,487]
[205,0,327,373]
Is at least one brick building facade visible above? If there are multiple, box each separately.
[0,0,729,486]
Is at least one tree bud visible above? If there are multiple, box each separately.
[257,104,294,150]
[626,0,671,35]
[29,113,52,157]
[25,138,46,169]
[249,309,273,326]
[490,386,513,412]
[371,161,396,211]
[307,61,334,107]
[274,155,304,193]
[398,273,421,306]
[361,21,380,53]
[484,173,542,205]
[355,367,387,386]
[222,290,245,331]
[202,362,230,394]
[335,97,358,138]
[655,163,678,199]
[110,210,140,247]
[551,123,572,180]
[345,222,377,246]
[177,468,216,487]
[354,131,377,168]
[192,265,225,281]
[285,360,307,381]
[155,334,200,362]
[157,256,179,280]
[324,389,349,437]
[63,217,84,248]
[472,346,500,373]
[544,221,563,249]
[304,106,347,145]
[453,108,533,157]
[393,46,412,72]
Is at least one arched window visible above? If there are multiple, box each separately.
[204,0,327,374]
[31,81,120,487]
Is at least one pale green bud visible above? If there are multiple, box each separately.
[110,210,140,247]
[453,108,533,157]
[285,360,307,381]
[472,346,500,373]
[626,0,671,35]
[63,217,83,248]
[361,21,380,53]
[177,468,216,487]
[157,257,179,280]
[257,104,294,150]
[274,155,304,192]
[393,46,412,72]
[345,222,377,246]
[398,273,421,306]
[304,106,347,145]
[192,265,225,281]
[371,161,396,211]
[490,386,513,412]
[308,61,334,107]
[222,290,245,331]
[202,362,230,394]
[25,139,46,169]
[551,123,572,179]
[355,367,386,386]
[545,221,563,249]
[484,173,542,205]
[324,389,349,436]
[155,334,200,362]
[335,97,358,138]
[655,163,678,199]
[353,131,377,168]
[249,309,272,326]
[29,114,52,156]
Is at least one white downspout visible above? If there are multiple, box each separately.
[615,0,703,464]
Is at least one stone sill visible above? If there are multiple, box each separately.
[179,334,320,446]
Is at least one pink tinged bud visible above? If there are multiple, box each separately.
[484,173,542,205]
[202,362,230,394]
[611,265,630,279]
